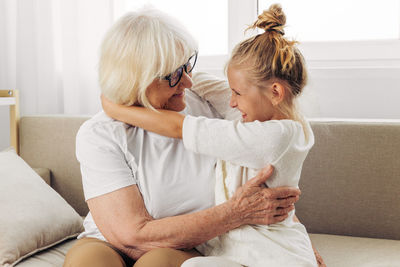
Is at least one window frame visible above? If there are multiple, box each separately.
[114,0,400,71]
[198,0,400,72]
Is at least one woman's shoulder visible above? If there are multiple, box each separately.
[79,111,128,131]
[77,111,129,147]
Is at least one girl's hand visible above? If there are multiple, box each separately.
[101,94,121,120]
[313,246,327,267]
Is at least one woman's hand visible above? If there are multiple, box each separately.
[228,165,300,225]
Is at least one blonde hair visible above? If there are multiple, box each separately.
[227,4,308,137]
[99,7,198,108]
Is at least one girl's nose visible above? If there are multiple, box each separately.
[230,94,237,108]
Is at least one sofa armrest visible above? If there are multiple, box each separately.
[33,167,51,186]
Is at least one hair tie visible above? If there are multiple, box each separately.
[264,22,285,35]
[267,28,285,35]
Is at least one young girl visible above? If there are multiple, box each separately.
[102,4,318,267]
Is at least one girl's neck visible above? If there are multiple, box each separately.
[271,110,288,121]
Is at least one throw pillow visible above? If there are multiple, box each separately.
[0,149,83,266]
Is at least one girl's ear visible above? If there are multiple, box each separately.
[270,82,285,106]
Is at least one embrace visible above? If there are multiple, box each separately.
[64,4,325,267]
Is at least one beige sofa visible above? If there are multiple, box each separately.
[11,116,400,266]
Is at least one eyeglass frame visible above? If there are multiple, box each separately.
[163,51,198,87]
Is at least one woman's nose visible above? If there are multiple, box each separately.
[179,71,193,89]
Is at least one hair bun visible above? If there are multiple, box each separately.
[251,4,286,35]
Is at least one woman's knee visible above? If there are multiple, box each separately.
[64,238,127,267]
[134,248,199,267]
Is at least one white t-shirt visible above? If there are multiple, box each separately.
[76,89,220,241]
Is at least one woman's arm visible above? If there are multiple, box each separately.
[101,95,184,139]
[89,166,300,260]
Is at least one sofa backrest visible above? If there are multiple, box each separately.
[20,116,90,216]
[19,116,400,240]
[298,119,400,240]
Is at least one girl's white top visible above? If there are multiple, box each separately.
[182,72,318,267]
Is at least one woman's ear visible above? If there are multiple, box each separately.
[270,82,285,106]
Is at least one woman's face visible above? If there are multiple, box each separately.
[146,71,193,111]
[227,66,277,122]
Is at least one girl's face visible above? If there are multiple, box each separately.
[227,66,281,122]
[145,71,193,112]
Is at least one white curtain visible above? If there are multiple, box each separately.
[0,0,120,116]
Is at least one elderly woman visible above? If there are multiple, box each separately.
[63,8,302,267]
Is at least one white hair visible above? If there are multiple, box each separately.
[99,7,198,108]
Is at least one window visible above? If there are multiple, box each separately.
[116,0,400,60]
[257,0,400,63]
[114,0,228,56]
[258,0,400,42]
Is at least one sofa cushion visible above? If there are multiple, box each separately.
[33,168,51,185]
[0,149,84,266]
[15,239,77,267]
[14,233,400,267]
[310,233,400,267]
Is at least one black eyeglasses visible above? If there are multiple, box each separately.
[164,51,198,87]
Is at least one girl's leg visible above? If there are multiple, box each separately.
[181,256,243,267]
[134,248,201,267]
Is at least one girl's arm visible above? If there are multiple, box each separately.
[182,115,306,169]
[101,95,184,139]
[101,72,236,138]
[101,71,238,137]
[191,72,241,120]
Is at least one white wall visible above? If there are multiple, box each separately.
[304,67,400,119]
[0,0,16,150]
[0,0,16,87]
[0,107,10,150]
